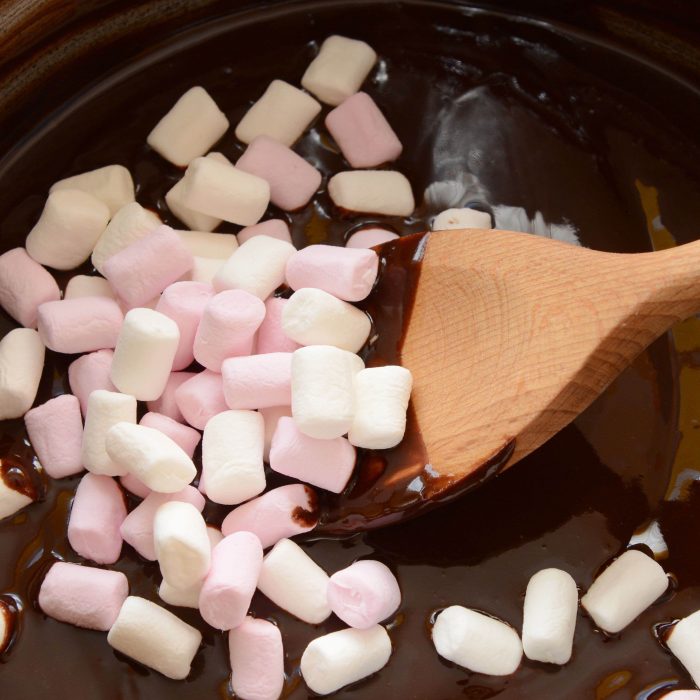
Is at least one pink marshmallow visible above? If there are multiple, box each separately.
[325,92,403,168]
[229,617,284,700]
[155,281,214,371]
[269,416,356,493]
[24,394,83,479]
[120,486,205,560]
[237,219,292,245]
[346,227,399,249]
[37,297,124,354]
[237,136,322,211]
[38,561,128,631]
[174,370,228,430]
[139,412,201,458]
[147,370,196,423]
[261,405,292,462]
[221,484,319,547]
[68,349,115,415]
[120,472,151,499]
[286,244,379,302]
[67,473,126,564]
[198,532,263,630]
[662,694,700,700]
[222,352,292,410]
[193,290,266,371]
[327,560,401,629]
[103,225,193,308]
[0,247,60,328]
[256,297,301,354]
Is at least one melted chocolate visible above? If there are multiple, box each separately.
[1,2,700,698]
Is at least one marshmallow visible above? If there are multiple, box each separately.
[68,349,115,415]
[269,416,355,493]
[67,473,126,564]
[283,288,371,352]
[261,405,292,462]
[348,366,413,449]
[302,35,377,106]
[120,472,151,499]
[106,422,197,493]
[51,165,134,216]
[147,370,195,423]
[432,606,523,676]
[432,207,493,231]
[291,345,364,439]
[175,369,228,430]
[257,538,331,624]
[26,189,110,270]
[0,476,34,520]
[661,694,700,700]
[147,86,229,166]
[581,549,668,633]
[91,202,162,274]
[64,275,115,301]
[346,227,398,249]
[107,596,202,680]
[300,625,391,696]
[222,483,319,547]
[140,412,200,458]
[286,245,379,302]
[202,410,265,505]
[120,486,205,560]
[177,230,238,259]
[329,171,414,217]
[522,568,578,665]
[326,92,402,168]
[229,617,284,700]
[0,328,45,420]
[222,352,292,409]
[193,290,265,371]
[0,248,60,327]
[37,297,124,354]
[25,394,83,479]
[237,219,292,246]
[256,297,301,355]
[165,156,224,232]
[110,308,180,401]
[38,562,128,631]
[668,611,700,688]
[235,80,321,146]
[328,560,401,629]
[190,256,224,284]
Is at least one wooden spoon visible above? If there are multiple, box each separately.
[322,227,700,532]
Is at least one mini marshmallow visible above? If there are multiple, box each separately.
[235,80,321,146]
[175,369,228,430]
[67,473,126,564]
[667,610,700,688]
[110,308,180,401]
[257,538,331,624]
[346,227,398,249]
[37,297,124,354]
[581,549,668,633]
[326,92,402,168]
[190,256,224,284]
[222,483,319,547]
[0,248,60,327]
[0,478,33,520]
[140,412,200,458]
[229,617,284,700]
[193,290,265,371]
[106,422,197,493]
[269,416,355,493]
[661,693,700,700]
[329,170,414,217]
[26,189,110,270]
[68,350,115,415]
[291,345,364,439]
[261,405,292,462]
[300,625,391,696]
[120,486,205,560]
[256,297,301,355]
[25,394,83,478]
[432,207,493,231]
[0,328,45,420]
[237,219,292,246]
[147,86,229,166]
[286,245,379,302]
[64,275,115,301]
[177,230,238,259]
[522,568,578,665]
[120,472,151,499]
[222,352,292,409]
[51,165,134,216]
[148,370,195,423]
[348,366,413,449]
[432,606,523,676]
[107,596,202,680]
[202,410,265,505]
[38,562,128,631]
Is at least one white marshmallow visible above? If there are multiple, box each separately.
[291,345,364,439]
[432,207,493,231]
[432,606,523,676]
[667,609,700,687]
[202,410,265,505]
[261,405,292,462]
[190,256,224,284]
[110,308,180,401]
[581,549,668,633]
[628,519,669,559]
[107,596,202,680]
[147,86,229,167]
[348,366,413,449]
[257,538,331,624]
[105,422,197,493]
[50,164,135,216]
[328,171,415,217]
[64,275,116,301]
[213,235,296,300]
[522,568,578,665]
[0,477,34,520]
[300,626,391,696]
[0,328,45,420]
[176,230,238,260]
[26,189,110,270]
